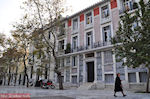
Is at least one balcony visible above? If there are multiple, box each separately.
[63,41,112,54]
[119,2,138,14]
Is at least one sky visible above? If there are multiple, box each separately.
[0,0,101,36]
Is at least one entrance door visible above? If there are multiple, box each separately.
[87,62,94,82]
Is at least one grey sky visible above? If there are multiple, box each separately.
[0,0,101,36]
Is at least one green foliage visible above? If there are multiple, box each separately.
[65,43,71,54]
[112,0,150,68]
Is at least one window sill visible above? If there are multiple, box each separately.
[72,29,79,34]
[101,17,111,25]
[72,66,78,68]
[85,23,93,30]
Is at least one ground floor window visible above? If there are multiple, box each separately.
[139,72,147,83]
[72,76,77,84]
[105,74,114,83]
[66,70,70,82]
[128,73,136,83]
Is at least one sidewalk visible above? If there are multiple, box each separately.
[0,86,150,99]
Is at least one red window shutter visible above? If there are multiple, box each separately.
[111,0,117,9]
[94,7,99,16]
[80,14,84,22]
[68,19,71,27]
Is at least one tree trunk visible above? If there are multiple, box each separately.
[146,67,150,93]
[57,72,63,90]
[8,67,11,86]
[23,74,26,85]
[23,54,29,87]
[14,66,18,86]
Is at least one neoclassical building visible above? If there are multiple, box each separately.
[55,0,148,89]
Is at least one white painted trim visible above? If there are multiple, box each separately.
[72,16,79,34]
[84,10,94,28]
[84,28,95,47]
[71,34,79,49]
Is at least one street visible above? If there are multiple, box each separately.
[0,86,150,99]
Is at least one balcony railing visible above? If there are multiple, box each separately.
[119,2,138,14]
[63,41,111,54]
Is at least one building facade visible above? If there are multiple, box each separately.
[56,0,148,89]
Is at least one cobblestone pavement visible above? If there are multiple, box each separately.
[0,86,150,99]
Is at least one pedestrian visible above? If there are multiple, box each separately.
[114,73,126,97]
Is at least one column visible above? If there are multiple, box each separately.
[125,66,128,82]
[101,52,105,81]
[83,54,86,83]
[94,52,97,83]
[64,69,66,83]
[77,55,80,83]
[112,50,117,80]
[136,72,140,83]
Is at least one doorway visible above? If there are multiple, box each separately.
[87,61,94,82]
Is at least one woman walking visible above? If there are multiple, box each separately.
[114,73,126,97]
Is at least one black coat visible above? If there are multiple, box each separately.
[114,76,123,92]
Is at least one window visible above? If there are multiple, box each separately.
[86,32,92,47]
[86,12,92,25]
[128,73,136,83]
[66,57,70,66]
[60,58,64,67]
[58,40,64,50]
[124,0,134,11]
[105,74,114,83]
[104,51,113,64]
[59,23,65,35]
[72,76,77,84]
[72,56,77,66]
[139,72,147,83]
[104,51,113,72]
[72,36,78,49]
[103,25,111,42]
[66,70,70,82]
[73,18,78,30]
[101,5,109,19]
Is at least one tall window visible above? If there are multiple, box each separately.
[124,0,134,11]
[72,36,78,49]
[60,58,64,67]
[66,57,70,66]
[72,56,77,66]
[104,51,113,72]
[73,18,78,30]
[58,40,64,50]
[59,23,65,35]
[101,5,109,19]
[103,25,111,42]
[128,73,136,83]
[86,12,92,25]
[86,32,92,47]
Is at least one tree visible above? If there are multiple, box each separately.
[12,15,33,87]
[0,34,21,86]
[20,0,66,90]
[112,0,150,92]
